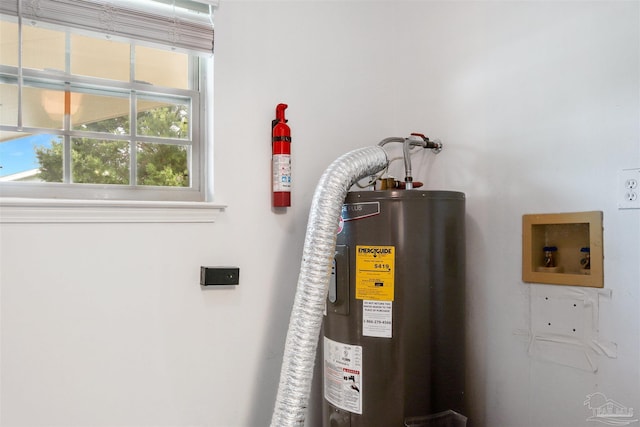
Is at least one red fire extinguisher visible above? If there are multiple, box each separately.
[272,103,291,207]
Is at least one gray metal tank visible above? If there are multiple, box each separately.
[322,190,466,427]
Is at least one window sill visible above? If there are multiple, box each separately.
[0,198,226,224]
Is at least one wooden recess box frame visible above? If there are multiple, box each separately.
[522,211,603,288]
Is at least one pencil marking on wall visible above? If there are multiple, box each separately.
[514,285,616,372]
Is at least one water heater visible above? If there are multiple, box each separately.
[323,189,466,427]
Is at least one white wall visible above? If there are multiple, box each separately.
[1,2,638,427]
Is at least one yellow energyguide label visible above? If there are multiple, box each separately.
[355,245,395,301]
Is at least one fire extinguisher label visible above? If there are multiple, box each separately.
[323,337,363,414]
[362,300,393,338]
[272,154,291,191]
[355,245,395,301]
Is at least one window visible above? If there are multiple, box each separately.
[0,0,214,202]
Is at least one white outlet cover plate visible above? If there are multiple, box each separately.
[618,168,640,209]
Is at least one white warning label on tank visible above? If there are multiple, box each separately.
[362,300,392,338]
[323,337,363,414]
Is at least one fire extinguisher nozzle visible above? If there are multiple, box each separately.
[276,103,288,122]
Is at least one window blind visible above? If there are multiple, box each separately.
[0,0,215,54]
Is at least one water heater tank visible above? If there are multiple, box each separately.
[323,190,466,427]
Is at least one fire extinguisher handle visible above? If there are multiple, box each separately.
[276,103,288,122]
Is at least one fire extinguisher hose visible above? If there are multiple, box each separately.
[270,145,389,427]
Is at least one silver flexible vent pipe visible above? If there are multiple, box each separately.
[270,145,389,427]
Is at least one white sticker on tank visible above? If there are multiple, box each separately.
[362,300,392,338]
[323,337,363,414]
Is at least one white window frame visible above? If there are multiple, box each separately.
[0,0,218,212]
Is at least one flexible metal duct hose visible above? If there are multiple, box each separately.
[270,145,389,427]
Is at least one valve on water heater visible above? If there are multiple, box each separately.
[378,177,424,190]
[409,132,443,153]
[374,133,442,191]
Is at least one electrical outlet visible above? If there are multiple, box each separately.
[618,168,640,209]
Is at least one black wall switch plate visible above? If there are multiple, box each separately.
[200,267,240,286]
